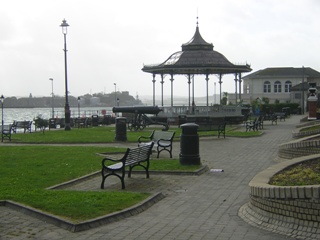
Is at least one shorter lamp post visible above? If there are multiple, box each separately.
[114,83,117,106]
[77,97,81,118]
[1,95,4,142]
[116,98,120,117]
[49,78,54,118]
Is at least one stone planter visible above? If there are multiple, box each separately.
[239,154,320,240]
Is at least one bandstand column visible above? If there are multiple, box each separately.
[188,74,191,113]
[234,73,238,104]
[160,74,164,107]
[192,75,195,114]
[205,74,209,114]
[152,74,156,106]
[170,74,174,107]
[238,73,242,103]
[219,74,222,104]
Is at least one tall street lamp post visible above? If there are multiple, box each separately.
[1,95,4,142]
[60,19,71,130]
[77,97,81,118]
[49,78,54,118]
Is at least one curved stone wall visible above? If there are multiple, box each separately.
[239,155,320,240]
[292,121,320,139]
[278,134,320,159]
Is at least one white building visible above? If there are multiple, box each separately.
[228,67,320,107]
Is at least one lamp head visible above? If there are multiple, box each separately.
[0,95,4,103]
[60,19,69,34]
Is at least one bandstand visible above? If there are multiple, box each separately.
[142,22,252,115]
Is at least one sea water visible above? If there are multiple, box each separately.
[0,107,113,126]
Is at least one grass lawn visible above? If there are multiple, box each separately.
[0,125,260,222]
[0,145,199,222]
[10,125,261,143]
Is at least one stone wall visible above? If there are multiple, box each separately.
[278,134,320,159]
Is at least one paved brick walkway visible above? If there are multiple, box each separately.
[0,116,302,239]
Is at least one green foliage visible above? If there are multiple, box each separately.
[34,115,49,133]
[299,125,320,132]
[259,103,300,114]
[220,92,228,105]
[262,97,270,104]
[269,159,320,186]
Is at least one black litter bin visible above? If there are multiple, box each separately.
[179,123,200,165]
[49,118,56,129]
[115,117,127,141]
[92,115,99,126]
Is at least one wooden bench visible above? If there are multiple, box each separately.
[246,118,259,132]
[75,117,91,128]
[138,130,175,158]
[182,116,226,138]
[100,142,154,189]
[245,115,263,132]
[207,120,226,138]
[1,125,13,142]
[264,114,277,125]
[12,120,32,133]
[274,112,286,121]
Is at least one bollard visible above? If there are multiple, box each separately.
[115,117,127,141]
[179,123,200,165]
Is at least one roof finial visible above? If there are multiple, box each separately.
[196,9,199,27]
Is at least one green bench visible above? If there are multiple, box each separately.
[101,143,154,189]
[138,130,175,158]
[1,125,13,142]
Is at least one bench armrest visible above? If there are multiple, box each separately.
[157,139,172,146]
[102,157,122,167]
[102,149,129,168]
[138,135,152,143]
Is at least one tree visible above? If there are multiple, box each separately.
[220,92,228,105]
[34,115,49,134]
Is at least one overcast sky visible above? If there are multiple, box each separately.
[1,0,319,102]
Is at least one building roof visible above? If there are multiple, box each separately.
[142,25,251,75]
[242,67,320,79]
[290,82,320,91]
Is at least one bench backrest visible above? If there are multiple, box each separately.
[125,142,154,165]
[152,130,175,141]
[2,125,13,132]
[14,121,32,128]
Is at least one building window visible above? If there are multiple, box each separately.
[274,81,282,93]
[285,81,292,93]
[263,81,271,93]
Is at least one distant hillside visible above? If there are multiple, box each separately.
[2,91,142,108]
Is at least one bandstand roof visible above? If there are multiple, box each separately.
[142,25,252,75]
